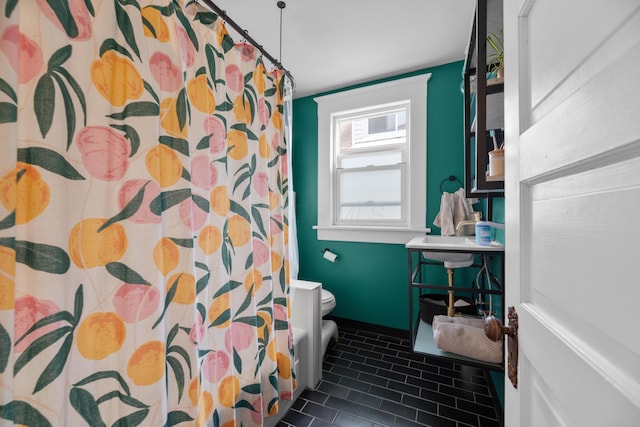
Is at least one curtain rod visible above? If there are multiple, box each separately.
[196,0,295,89]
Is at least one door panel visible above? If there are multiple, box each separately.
[527,0,638,114]
[520,3,640,179]
[530,365,576,426]
[505,0,640,424]
[521,305,640,426]
[527,158,640,360]
[521,38,640,181]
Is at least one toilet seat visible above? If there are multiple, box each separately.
[321,289,334,304]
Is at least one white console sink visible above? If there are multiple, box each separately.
[421,251,474,263]
[405,235,504,252]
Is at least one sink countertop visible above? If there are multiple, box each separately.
[405,235,504,252]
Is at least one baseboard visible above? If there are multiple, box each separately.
[325,315,410,340]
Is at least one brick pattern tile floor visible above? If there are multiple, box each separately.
[276,320,503,427]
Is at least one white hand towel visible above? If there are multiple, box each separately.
[433,192,455,235]
[433,188,478,236]
[452,188,475,221]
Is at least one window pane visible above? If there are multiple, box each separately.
[336,105,408,150]
[368,115,395,134]
[337,167,403,222]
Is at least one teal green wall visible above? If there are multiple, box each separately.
[492,197,505,243]
[291,61,470,330]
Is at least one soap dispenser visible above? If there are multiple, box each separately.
[475,221,492,245]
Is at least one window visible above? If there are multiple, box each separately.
[314,74,431,244]
[335,104,408,225]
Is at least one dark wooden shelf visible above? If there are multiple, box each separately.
[464,0,504,198]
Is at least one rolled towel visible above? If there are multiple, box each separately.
[432,315,503,364]
[433,315,484,328]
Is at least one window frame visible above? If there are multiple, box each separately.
[314,74,431,244]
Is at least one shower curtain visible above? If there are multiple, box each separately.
[0,1,295,426]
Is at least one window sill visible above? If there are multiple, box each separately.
[313,225,431,244]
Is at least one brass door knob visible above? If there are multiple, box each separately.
[484,306,519,389]
[484,315,516,341]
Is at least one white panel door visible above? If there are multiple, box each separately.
[504,0,640,425]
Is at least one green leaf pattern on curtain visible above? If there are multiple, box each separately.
[0,1,294,426]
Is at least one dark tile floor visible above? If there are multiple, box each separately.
[277,319,503,427]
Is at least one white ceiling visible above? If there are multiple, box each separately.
[209,0,477,98]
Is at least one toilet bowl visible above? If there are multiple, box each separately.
[320,288,339,359]
[321,289,336,317]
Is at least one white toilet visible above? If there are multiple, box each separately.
[320,289,339,357]
[321,289,336,317]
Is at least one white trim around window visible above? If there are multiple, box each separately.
[314,74,431,244]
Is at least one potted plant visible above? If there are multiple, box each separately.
[487,30,504,79]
